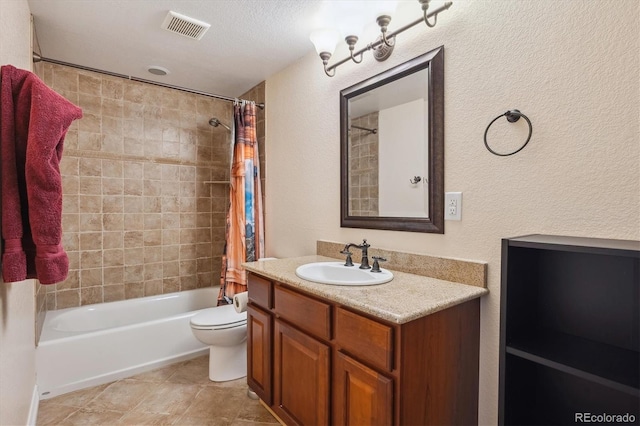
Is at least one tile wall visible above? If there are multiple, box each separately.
[348,112,379,216]
[33,62,265,340]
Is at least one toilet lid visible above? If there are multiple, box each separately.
[190,304,247,328]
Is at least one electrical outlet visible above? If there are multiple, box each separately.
[445,192,462,221]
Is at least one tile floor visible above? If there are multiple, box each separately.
[37,356,279,425]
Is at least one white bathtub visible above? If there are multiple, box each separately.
[37,287,217,399]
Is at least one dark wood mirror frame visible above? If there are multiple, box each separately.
[340,45,444,233]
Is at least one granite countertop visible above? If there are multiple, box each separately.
[243,255,488,325]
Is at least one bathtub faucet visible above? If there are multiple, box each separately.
[341,239,371,269]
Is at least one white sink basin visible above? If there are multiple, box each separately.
[295,262,393,286]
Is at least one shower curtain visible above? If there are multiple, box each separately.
[217,101,264,305]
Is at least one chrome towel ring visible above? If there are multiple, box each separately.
[484,110,532,156]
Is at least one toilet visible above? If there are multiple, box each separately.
[190,304,248,382]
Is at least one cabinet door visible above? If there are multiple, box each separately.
[247,305,272,405]
[333,351,393,426]
[274,319,330,426]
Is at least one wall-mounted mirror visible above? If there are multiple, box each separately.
[340,46,444,233]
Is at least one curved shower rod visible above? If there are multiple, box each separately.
[32,53,265,110]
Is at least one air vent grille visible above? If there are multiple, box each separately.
[161,11,210,40]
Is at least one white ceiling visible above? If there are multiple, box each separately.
[28,0,326,97]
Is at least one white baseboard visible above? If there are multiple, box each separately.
[26,385,39,426]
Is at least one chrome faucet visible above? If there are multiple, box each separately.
[341,239,371,269]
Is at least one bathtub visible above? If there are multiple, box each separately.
[37,287,217,399]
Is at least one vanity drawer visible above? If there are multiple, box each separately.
[335,307,394,372]
[248,273,272,309]
[274,285,331,341]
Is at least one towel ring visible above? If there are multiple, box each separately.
[484,110,532,156]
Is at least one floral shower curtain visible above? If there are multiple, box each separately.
[217,101,264,305]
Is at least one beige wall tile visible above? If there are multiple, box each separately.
[103,213,124,231]
[143,247,162,264]
[162,228,180,245]
[102,78,124,100]
[63,233,80,251]
[144,263,163,281]
[104,266,124,284]
[78,93,102,116]
[58,270,79,290]
[124,266,144,284]
[79,176,102,195]
[144,280,163,296]
[81,286,103,305]
[162,278,180,294]
[163,245,180,262]
[81,251,103,269]
[124,179,143,196]
[78,131,103,151]
[80,232,102,250]
[181,275,197,291]
[57,289,80,309]
[81,268,103,287]
[143,230,161,246]
[103,195,123,213]
[78,213,102,231]
[163,261,180,278]
[53,68,78,92]
[102,98,123,118]
[123,248,143,266]
[102,160,123,178]
[63,194,79,213]
[103,232,123,249]
[79,113,101,133]
[197,273,214,288]
[196,258,212,274]
[79,73,101,96]
[124,231,143,247]
[67,250,80,270]
[179,245,196,260]
[125,282,144,299]
[104,284,125,302]
[103,249,124,267]
[103,178,123,195]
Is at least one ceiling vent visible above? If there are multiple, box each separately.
[161,11,211,40]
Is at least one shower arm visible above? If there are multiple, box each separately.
[209,118,231,131]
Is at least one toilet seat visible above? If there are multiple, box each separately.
[190,304,247,331]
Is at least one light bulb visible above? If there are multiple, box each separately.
[368,0,399,19]
[335,2,368,38]
[310,28,340,55]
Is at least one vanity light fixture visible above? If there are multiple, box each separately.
[310,0,452,77]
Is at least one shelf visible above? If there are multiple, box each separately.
[503,355,640,426]
[507,330,639,396]
[500,235,640,425]
[507,234,640,257]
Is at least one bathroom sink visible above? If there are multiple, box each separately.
[295,262,393,286]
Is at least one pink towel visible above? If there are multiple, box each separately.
[0,65,82,284]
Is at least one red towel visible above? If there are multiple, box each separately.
[1,65,82,284]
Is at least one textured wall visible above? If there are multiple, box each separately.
[265,1,639,424]
[0,2,37,425]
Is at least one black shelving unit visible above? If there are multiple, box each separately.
[499,235,640,425]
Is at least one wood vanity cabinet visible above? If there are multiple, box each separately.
[247,272,481,426]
